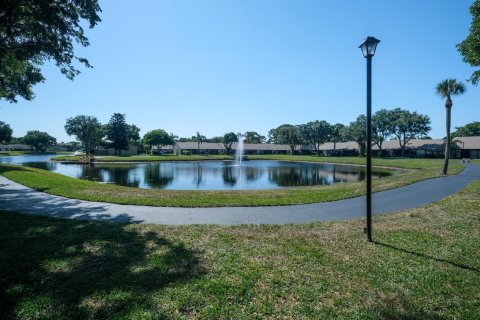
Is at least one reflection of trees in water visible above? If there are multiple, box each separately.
[221,164,263,186]
[244,167,263,182]
[192,163,203,187]
[22,162,56,171]
[222,166,237,186]
[81,164,141,188]
[269,165,394,187]
[78,164,106,182]
[143,164,174,189]
[269,167,331,187]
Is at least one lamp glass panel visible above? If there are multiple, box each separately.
[360,42,368,57]
[367,41,378,56]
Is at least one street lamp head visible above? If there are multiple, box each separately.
[359,36,380,58]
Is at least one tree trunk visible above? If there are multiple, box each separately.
[443,99,452,174]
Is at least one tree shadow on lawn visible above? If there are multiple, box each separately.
[0,211,206,319]
[373,241,480,274]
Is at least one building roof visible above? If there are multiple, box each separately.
[374,139,445,151]
[0,144,31,150]
[454,136,480,150]
[174,142,225,150]
[173,142,297,151]
[158,136,480,152]
[318,141,359,151]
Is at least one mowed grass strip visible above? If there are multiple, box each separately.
[1,178,479,319]
[0,157,463,207]
[246,154,465,169]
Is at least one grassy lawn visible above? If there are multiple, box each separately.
[246,154,468,169]
[1,179,479,319]
[0,151,72,157]
[0,157,463,207]
[51,154,234,162]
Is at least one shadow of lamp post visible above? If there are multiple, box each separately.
[359,36,380,242]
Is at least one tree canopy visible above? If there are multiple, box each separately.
[298,121,331,155]
[344,115,367,156]
[105,113,130,155]
[143,129,175,154]
[22,130,56,152]
[457,0,480,85]
[64,115,104,155]
[435,79,467,102]
[271,124,303,154]
[0,121,13,144]
[372,109,394,153]
[0,0,102,102]
[453,121,480,137]
[223,132,238,154]
[390,108,431,156]
[243,131,266,144]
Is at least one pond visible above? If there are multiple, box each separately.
[0,155,401,191]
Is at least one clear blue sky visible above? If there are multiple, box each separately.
[2,0,479,142]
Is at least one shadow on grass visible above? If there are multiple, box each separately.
[0,211,206,319]
[374,241,480,274]
[374,293,448,320]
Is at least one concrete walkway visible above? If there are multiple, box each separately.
[1,164,479,225]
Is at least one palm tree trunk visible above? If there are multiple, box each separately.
[443,102,452,174]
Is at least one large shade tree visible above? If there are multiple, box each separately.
[345,115,367,156]
[436,79,466,174]
[143,129,175,154]
[0,0,102,102]
[64,115,104,155]
[298,120,331,156]
[0,121,13,144]
[271,124,303,154]
[223,132,238,154]
[390,108,431,157]
[22,130,56,152]
[105,113,130,155]
[457,0,480,85]
[243,131,266,144]
[372,109,394,155]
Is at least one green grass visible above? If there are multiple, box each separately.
[247,154,468,169]
[1,178,479,319]
[0,151,72,157]
[51,154,234,162]
[0,151,31,156]
[0,158,463,207]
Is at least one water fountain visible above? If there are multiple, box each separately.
[234,135,245,166]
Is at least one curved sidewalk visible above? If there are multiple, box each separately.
[1,164,479,225]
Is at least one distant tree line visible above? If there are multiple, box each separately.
[2,110,478,157]
[267,108,431,156]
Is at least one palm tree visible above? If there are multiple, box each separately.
[193,131,206,155]
[436,79,466,174]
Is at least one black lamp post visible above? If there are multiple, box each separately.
[359,36,380,242]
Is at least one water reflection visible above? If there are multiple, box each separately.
[143,163,174,189]
[0,155,400,191]
[222,166,237,186]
